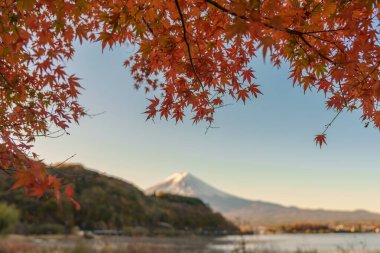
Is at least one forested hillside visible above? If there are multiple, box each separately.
[0,164,237,235]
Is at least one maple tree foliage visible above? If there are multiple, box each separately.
[0,0,379,200]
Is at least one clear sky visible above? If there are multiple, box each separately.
[34,42,380,213]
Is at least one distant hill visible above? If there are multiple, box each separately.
[0,165,237,234]
[146,172,380,226]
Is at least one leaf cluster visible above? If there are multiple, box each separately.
[0,0,379,198]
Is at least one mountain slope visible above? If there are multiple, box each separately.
[146,172,252,212]
[0,165,238,234]
[145,172,380,226]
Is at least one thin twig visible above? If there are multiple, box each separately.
[322,109,343,135]
[338,81,348,107]
[52,153,77,169]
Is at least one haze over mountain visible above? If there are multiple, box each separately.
[145,172,380,226]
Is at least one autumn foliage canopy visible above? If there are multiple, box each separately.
[0,0,379,200]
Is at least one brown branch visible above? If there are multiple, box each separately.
[175,0,220,130]
[303,28,345,34]
[296,40,314,65]
[266,22,336,64]
[142,17,154,36]
[0,70,12,87]
[351,62,380,88]
[297,34,335,64]
[205,0,343,36]
[174,0,205,88]
[305,33,346,54]
[205,0,248,20]
[205,0,337,65]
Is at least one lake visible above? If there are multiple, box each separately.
[4,233,380,252]
[210,233,380,252]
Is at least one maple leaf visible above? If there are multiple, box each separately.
[65,184,74,199]
[247,84,262,98]
[10,170,34,190]
[242,69,255,83]
[66,184,80,210]
[70,198,81,211]
[314,134,327,148]
[259,36,273,61]
[317,79,332,96]
[374,111,380,128]
[29,185,47,198]
[145,97,160,120]
[237,89,249,104]
[173,107,184,123]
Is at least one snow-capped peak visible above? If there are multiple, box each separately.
[145,172,230,198]
[164,172,189,183]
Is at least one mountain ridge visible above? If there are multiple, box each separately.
[145,172,380,226]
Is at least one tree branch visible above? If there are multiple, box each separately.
[205,0,337,65]
[175,0,217,129]
[205,0,248,20]
[142,17,155,36]
[0,70,12,87]
[174,0,205,88]
[297,34,335,64]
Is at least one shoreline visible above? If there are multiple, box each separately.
[2,233,380,253]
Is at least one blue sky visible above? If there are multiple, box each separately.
[34,42,380,213]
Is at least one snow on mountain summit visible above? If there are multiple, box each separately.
[164,172,189,183]
[145,172,230,198]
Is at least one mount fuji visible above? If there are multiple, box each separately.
[145,172,253,212]
[145,172,380,226]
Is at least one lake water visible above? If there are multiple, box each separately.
[10,233,380,252]
[209,233,380,252]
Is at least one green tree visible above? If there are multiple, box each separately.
[0,203,19,235]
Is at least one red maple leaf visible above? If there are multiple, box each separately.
[314,134,327,148]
